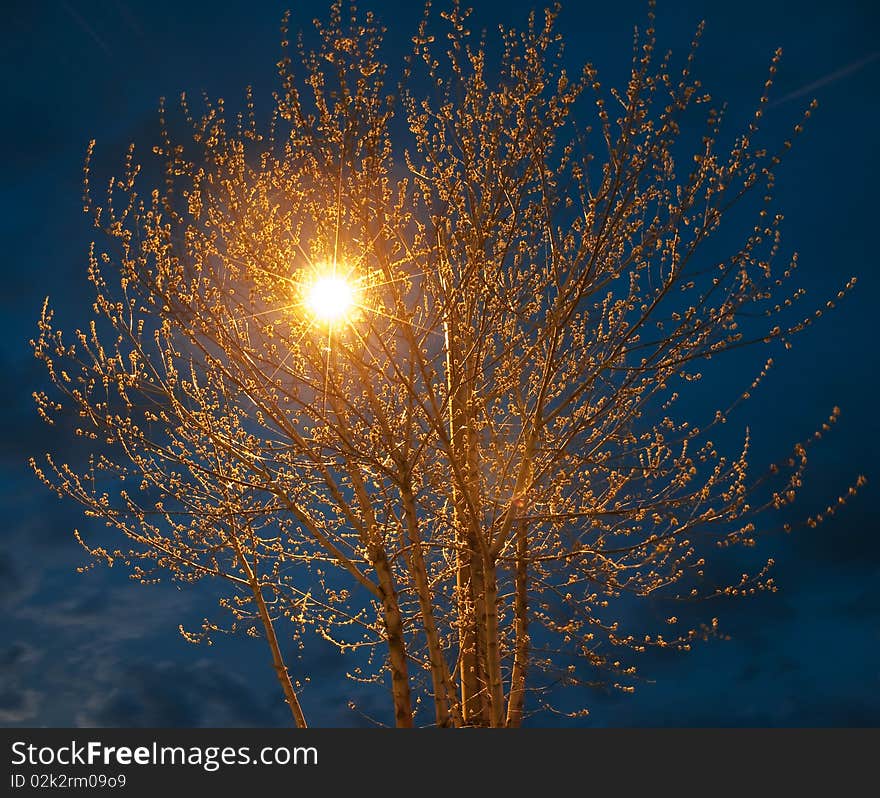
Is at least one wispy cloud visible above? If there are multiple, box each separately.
[768,51,879,108]
[60,1,113,58]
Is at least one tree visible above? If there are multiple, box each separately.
[31,0,864,727]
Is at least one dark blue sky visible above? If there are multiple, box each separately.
[1,0,877,727]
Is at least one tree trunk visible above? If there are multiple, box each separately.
[372,550,414,728]
[482,558,505,727]
[506,518,528,727]
[230,527,307,729]
[467,543,490,725]
[251,582,308,728]
[443,305,484,725]
[401,482,460,727]
[456,545,481,724]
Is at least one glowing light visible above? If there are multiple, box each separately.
[305,273,355,323]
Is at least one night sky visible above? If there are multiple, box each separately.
[1,0,878,727]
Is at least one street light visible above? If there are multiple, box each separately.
[305,272,355,324]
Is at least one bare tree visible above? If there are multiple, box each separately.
[31,0,864,727]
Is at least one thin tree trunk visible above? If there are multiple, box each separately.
[251,581,308,728]
[320,383,414,728]
[372,550,414,728]
[463,345,494,726]
[468,543,490,725]
[444,306,483,725]
[456,543,481,723]
[228,523,307,729]
[482,558,505,727]
[506,518,528,727]
[400,482,460,727]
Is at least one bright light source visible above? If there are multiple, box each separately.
[305,274,355,323]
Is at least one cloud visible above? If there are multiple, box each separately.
[0,687,41,724]
[73,658,290,728]
[0,641,41,670]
